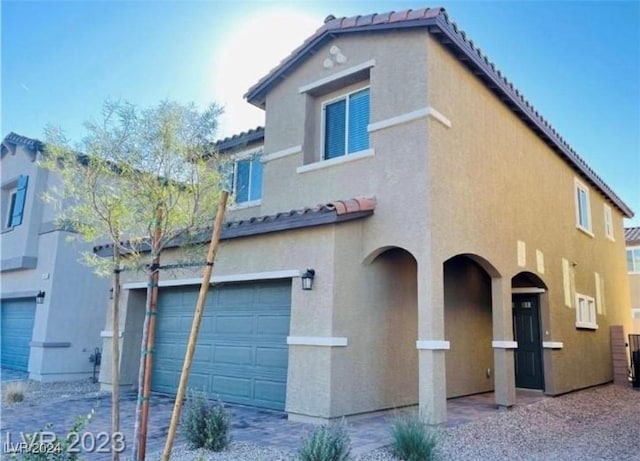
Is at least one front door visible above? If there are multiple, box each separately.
[512,294,544,390]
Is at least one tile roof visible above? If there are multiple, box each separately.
[2,132,45,152]
[93,196,376,257]
[625,227,640,245]
[244,7,633,219]
[214,126,264,152]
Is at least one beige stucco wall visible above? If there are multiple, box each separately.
[1,145,109,381]
[426,35,633,395]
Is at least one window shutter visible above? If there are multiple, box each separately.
[324,99,346,159]
[249,159,263,201]
[10,175,28,227]
[348,89,370,153]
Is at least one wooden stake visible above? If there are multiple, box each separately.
[138,207,163,461]
[161,191,228,461]
[111,246,121,461]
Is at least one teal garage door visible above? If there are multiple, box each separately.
[1,298,36,371]
[152,280,291,410]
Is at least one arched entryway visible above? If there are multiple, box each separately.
[443,254,498,398]
[511,272,548,391]
[360,246,418,410]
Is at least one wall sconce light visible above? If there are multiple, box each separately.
[36,290,45,304]
[109,288,114,300]
[301,269,315,291]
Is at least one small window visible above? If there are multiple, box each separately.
[603,204,614,240]
[574,178,592,234]
[628,248,640,273]
[4,175,28,228]
[233,157,262,205]
[323,87,370,160]
[576,293,597,329]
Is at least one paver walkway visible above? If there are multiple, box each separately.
[1,379,546,459]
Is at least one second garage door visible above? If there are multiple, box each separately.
[152,279,291,410]
[0,297,36,371]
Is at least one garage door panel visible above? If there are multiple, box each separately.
[256,347,288,369]
[215,315,254,334]
[254,380,286,405]
[257,315,290,335]
[212,375,252,398]
[152,280,291,410]
[213,344,253,365]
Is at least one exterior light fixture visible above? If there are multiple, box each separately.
[109,288,114,300]
[36,290,45,304]
[301,269,315,291]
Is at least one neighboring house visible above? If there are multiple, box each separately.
[0,132,109,381]
[626,227,640,333]
[97,7,634,423]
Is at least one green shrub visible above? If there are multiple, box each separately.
[181,390,231,451]
[298,421,351,461]
[3,381,26,403]
[11,410,94,461]
[390,416,439,461]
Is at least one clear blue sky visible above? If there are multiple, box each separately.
[2,1,639,225]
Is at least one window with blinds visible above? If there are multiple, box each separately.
[323,87,370,160]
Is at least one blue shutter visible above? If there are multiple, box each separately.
[249,159,263,201]
[235,160,250,203]
[324,99,346,159]
[10,175,28,227]
[348,89,370,153]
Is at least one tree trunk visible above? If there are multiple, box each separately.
[111,246,121,461]
[133,207,163,461]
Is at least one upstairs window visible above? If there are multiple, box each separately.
[574,178,592,234]
[233,157,262,205]
[323,87,370,160]
[575,293,597,330]
[603,204,614,240]
[628,248,640,273]
[4,175,28,228]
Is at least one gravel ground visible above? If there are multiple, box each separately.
[144,385,640,461]
[4,379,639,460]
[2,378,103,405]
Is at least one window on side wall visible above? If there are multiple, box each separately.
[575,293,597,329]
[603,204,614,240]
[233,156,263,206]
[628,248,640,273]
[2,175,28,229]
[323,87,370,160]
[574,178,592,234]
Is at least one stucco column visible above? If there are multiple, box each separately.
[491,277,516,408]
[417,259,447,424]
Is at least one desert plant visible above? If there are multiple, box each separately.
[181,390,230,451]
[298,421,351,461]
[390,415,439,461]
[11,410,95,461]
[3,381,26,403]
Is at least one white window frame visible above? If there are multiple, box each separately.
[627,246,640,274]
[603,204,614,240]
[320,85,370,161]
[574,178,593,236]
[230,149,263,209]
[575,293,598,330]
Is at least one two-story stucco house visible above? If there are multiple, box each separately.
[97,7,634,423]
[626,227,640,333]
[0,132,109,381]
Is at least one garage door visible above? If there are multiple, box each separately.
[1,298,36,371]
[152,279,291,410]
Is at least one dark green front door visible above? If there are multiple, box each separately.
[1,298,36,371]
[152,280,291,410]
[512,294,544,390]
